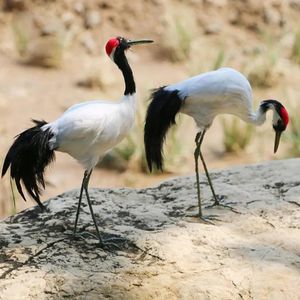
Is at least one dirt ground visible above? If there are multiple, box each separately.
[0,0,299,218]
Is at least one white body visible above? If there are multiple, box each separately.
[43,94,136,171]
[165,67,263,129]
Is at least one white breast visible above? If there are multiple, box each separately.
[43,95,136,170]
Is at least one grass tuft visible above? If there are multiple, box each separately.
[222,117,254,153]
[160,13,193,62]
[12,12,67,68]
[285,109,300,156]
[291,30,300,64]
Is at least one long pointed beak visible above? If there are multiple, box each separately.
[274,131,282,153]
[127,39,154,46]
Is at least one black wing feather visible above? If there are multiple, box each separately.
[144,87,183,172]
[2,120,55,209]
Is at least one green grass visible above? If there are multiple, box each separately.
[161,13,193,62]
[9,178,17,215]
[12,20,29,57]
[212,48,226,70]
[291,30,300,64]
[12,14,66,68]
[244,32,282,88]
[222,117,254,153]
[285,112,300,156]
[245,50,280,88]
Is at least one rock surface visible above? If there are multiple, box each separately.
[0,159,300,299]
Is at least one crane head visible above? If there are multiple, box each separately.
[105,37,153,61]
[262,100,289,153]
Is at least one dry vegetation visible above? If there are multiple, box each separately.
[0,0,300,218]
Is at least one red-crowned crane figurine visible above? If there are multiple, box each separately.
[2,37,153,246]
[144,67,289,221]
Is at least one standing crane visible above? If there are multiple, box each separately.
[2,37,153,245]
[144,67,289,220]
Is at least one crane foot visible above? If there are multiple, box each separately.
[66,230,104,246]
[185,213,221,224]
[206,195,241,214]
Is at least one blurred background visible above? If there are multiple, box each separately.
[0,0,299,218]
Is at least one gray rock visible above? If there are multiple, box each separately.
[61,12,75,29]
[84,10,101,29]
[0,159,300,299]
[40,21,63,37]
[263,6,283,26]
[290,0,300,10]
[3,0,26,11]
[79,31,97,54]
[204,22,222,34]
[73,1,85,15]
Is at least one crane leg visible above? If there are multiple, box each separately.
[72,170,125,249]
[199,134,241,214]
[192,130,224,220]
[194,131,205,218]
[84,170,103,246]
[199,150,219,206]
[73,170,103,246]
[190,130,217,223]
[73,170,88,235]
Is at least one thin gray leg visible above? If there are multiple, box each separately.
[84,170,103,246]
[194,131,205,217]
[194,131,240,217]
[73,170,88,235]
[199,150,219,206]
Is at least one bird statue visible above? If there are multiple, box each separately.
[2,37,153,245]
[144,67,289,221]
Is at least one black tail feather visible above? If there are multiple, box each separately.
[144,87,183,172]
[2,120,55,209]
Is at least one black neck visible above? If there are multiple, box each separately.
[114,51,135,95]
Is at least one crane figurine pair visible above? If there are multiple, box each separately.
[2,37,289,246]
